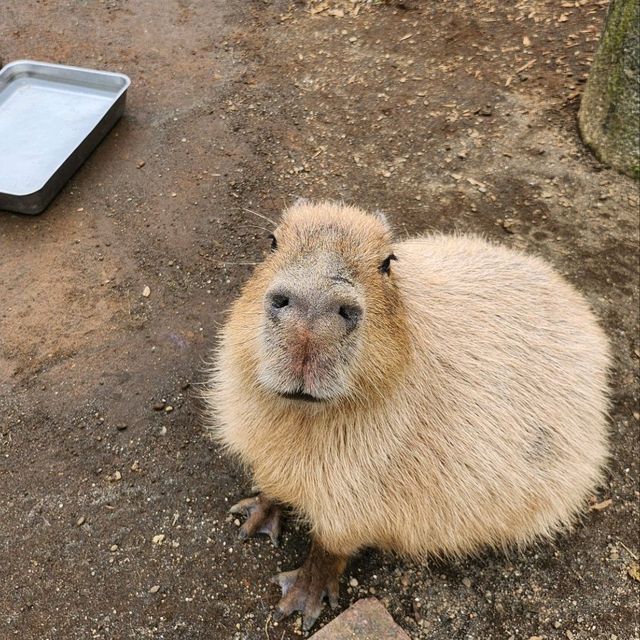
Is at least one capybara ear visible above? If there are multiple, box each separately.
[373,209,392,234]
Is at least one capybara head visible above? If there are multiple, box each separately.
[249,201,408,404]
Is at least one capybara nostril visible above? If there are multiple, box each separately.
[338,304,362,333]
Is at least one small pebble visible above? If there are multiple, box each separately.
[153,402,165,411]
[76,516,86,527]
[149,585,160,594]
[116,424,127,431]
[462,577,472,588]
[110,544,118,552]
[142,286,151,298]
[349,578,358,587]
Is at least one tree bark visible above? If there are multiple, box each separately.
[578,0,639,179]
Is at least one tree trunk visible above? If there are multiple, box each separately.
[578,0,639,179]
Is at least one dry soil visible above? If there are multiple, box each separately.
[0,1,638,639]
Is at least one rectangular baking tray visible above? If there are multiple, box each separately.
[0,60,130,215]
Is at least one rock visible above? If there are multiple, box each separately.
[76,516,86,527]
[462,577,472,588]
[142,286,151,298]
[149,585,160,594]
[476,104,493,116]
[310,598,410,639]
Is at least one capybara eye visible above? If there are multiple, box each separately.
[379,253,397,275]
[270,293,289,310]
[268,233,278,251]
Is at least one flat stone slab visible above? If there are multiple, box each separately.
[310,598,411,640]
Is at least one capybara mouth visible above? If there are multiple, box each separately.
[277,390,323,403]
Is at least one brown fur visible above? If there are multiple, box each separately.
[206,201,611,560]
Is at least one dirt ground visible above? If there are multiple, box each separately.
[1,1,638,639]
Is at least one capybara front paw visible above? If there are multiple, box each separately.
[229,493,281,546]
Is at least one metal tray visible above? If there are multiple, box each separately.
[0,60,130,215]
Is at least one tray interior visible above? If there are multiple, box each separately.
[0,63,128,197]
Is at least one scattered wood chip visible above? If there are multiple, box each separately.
[620,541,639,560]
[590,498,612,511]
[400,33,414,42]
[466,177,486,189]
[523,35,531,47]
[516,59,536,73]
[628,563,640,582]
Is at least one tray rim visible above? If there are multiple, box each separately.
[1,59,131,94]
[0,59,131,199]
